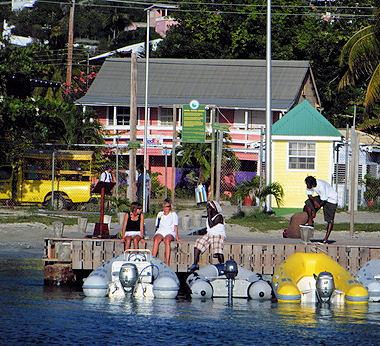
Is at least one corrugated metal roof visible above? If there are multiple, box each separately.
[77,58,313,110]
[272,100,341,137]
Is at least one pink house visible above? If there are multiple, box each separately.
[77,58,320,193]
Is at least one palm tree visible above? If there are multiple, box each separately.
[338,3,380,116]
[176,132,240,184]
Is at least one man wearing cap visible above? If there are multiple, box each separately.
[188,200,226,272]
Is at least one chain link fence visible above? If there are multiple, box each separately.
[1,141,379,210]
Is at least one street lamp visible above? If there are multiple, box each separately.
[265,0,272,212]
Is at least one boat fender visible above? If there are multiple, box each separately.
[189,279,213,299]
[248,280,272,300]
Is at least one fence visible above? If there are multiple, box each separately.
[0,140,379,210]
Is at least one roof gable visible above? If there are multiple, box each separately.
[77,58,318,110]
[272,100,341,137]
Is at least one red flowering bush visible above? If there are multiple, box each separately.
[63,67,97,100]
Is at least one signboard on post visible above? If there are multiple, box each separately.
[212,122,230,132]
[182,101,206,143]
[127,141,140,150]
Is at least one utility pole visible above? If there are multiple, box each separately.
[171,105,177,204]
[265,0,272,212]
[66,0,75,86]
[210,108,216,200]
[128,53,137,201]
[215,130,223,202]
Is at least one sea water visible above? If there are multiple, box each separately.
[0,252,379,345]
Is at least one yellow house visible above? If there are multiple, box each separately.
[271,100,342,208]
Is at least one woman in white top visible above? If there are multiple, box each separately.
[152,199,182,265]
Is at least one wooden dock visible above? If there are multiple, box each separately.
[43,237,380,285]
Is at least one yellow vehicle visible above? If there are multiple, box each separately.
[0,149,94,209]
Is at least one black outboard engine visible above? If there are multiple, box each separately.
[224,260,238,280]
[224,260,238,306]
[315,271,335,304]
[119,263,138,293]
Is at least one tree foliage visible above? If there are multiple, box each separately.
[339,1,380,128]
[153,0,375,130]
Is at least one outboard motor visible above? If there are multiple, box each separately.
[224,260,238,306]
[315,271,335,304]
[119,263,138,293]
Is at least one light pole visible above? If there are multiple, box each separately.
[142,7,151,213]
[265,0,272,212]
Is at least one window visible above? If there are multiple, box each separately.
[288,142,315,170]
[159,107,173,125]
[117,107,130,125]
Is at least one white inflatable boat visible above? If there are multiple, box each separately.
[186,263,272,300]
[356,259,380,302]
[82,249,180,299]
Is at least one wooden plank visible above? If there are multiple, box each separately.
[369,248,380,261]
[104,241,115,262]
[71,240,82,270]
[177,242,191,272]
[263,245,273,275]
[285,244,295,259]
[241,244,253,271]
[327,245,338,262]
[272,245,285,271]
[230,244,241,264]
[93,240,103,268]
[253,245,263,274]
[82,241,93,270]
[337,246,348,268]
[349,247,359,274]
[359,247,370,268]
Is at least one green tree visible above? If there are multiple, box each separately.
[176,132,240,184]
[339,1,380,123]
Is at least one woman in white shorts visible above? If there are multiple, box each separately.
[152,199,182,265]
[120,202,144,251]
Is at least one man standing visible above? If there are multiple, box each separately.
[188,200,225,272]
[100,167,113,183]
[136,166,151,212]
[303,176,338,244]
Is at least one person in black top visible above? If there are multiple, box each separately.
[120,202,145,250]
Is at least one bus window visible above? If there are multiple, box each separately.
[0,166,12,180]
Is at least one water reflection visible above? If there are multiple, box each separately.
[1,252,380,345]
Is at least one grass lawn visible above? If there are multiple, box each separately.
[228,209,380,232]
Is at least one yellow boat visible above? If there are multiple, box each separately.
[272,253,368,304]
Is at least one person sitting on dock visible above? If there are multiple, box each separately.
[303,176,338,244]
[152,199,182,265]
[188,200,226,272]
[120,202,145,250]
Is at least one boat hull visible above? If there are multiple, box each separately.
[186,264,272,300]
[82,250,179,299]
[356,259,380,302]
[272,253,368,304]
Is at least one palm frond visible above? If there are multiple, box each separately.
[338,70,354,89]
[339,25,373,65]
[257,182,284,208]
[364,62,380,109]
[347,33,378,78]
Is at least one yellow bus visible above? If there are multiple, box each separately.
[0,149,94,209]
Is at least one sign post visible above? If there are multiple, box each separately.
[182,101,206,143]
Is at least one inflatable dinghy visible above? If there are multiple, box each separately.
[83,249,179,299]
[186,263,272,300]
[272,253,368,304]
[356,259,380,302]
